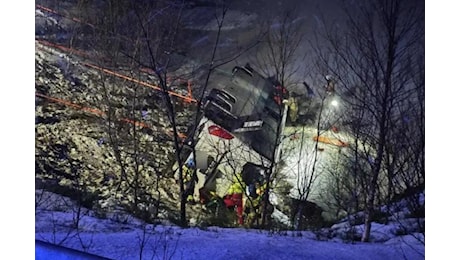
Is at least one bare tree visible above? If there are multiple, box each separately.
[241,9,307,229]
[312,0,424,241]
[40,0,186,225]
[129,0,229,226]
[286,90,346,230]
[125,0,263,226]
[383,51,425,242]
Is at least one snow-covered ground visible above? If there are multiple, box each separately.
[0,0,451,259]
[35,191,425,260]
[29,1,430,259]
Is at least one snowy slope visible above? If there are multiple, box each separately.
[35,191,424,260]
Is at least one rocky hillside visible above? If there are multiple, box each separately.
[34,33,207,222]
[34,0,266,227]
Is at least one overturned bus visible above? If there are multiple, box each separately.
[177,64,289,204]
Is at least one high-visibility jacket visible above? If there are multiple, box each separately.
[227,173,245,194]
[287,97,298,123]
[256,183,267,196]
[182,165,194,182]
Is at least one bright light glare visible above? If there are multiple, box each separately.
[331,99,339,107]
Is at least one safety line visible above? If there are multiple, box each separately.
[36,4,196,101]
[35,92,105,116]
[82,62,197,103]
[35,92,186,139]
[36,39,89,58]
[36,4,95,28]
[36,39,196,103]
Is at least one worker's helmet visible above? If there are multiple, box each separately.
[186,158,195,168]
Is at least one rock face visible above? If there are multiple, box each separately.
[35,35,199,222]
[34,1,257,226]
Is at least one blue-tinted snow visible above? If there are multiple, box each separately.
[35,196,425,260]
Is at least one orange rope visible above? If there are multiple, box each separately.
[36,4,95,28]
[313,135,348,147]
[36,39,89,58]
[36,40,197,103]
[82,62,197,103]
[35,92,186,139]
[36,3,195,101]
[35,92,104,115]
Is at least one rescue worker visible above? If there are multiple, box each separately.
[284,95,298,125]
[245,181,274,227]
[223,172,245,225]
[325,75,336,94]
[182,159,197,203]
